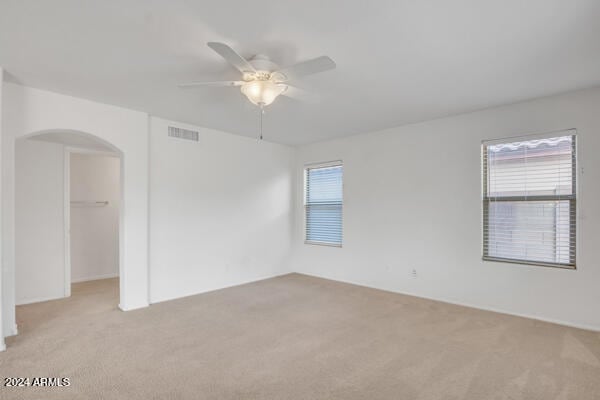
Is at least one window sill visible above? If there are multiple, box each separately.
[304,240,342,248]
[482,256,575,270]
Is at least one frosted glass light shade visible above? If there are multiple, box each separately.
[241,80,287,106]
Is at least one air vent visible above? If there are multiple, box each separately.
[168,126,199,142]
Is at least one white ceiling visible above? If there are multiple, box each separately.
[1,0,600,145]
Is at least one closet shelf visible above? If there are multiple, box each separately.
[70,201,109,207]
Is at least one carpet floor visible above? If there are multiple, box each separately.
[1,274,599,399]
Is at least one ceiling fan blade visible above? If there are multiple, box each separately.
[178,81,244,89]
[277,56,336,81]
[207,42,256,74]
[281,85,318,103]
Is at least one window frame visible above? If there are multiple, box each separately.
[304,160,344,247]
[481,130,578,269]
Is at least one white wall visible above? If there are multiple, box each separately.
[149,117,295,303]
[15,140,65,304]
[2,83,149,338]
[70,153,120,283]
[0,68,4,351]
[291,87,600,331]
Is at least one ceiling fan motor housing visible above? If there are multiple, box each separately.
[249,54,279,74]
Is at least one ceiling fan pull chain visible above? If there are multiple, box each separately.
[258,104,265,141]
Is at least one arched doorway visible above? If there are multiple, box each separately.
[1,86,150,349]
[14,130,124,311]
[2,126,149,346]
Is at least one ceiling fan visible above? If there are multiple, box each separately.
[178,42,336,108]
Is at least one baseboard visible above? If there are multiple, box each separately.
[149,271,292,305]
[4,323,18,337]
[2,324,19,349]
[16,294,67,306]
[71,272,119,283]
[293,272,600,332]
[118,302,149,312]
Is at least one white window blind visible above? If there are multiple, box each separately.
[305,162,343,246]
[482,132,576,268]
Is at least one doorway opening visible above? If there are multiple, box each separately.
[67,149,121,303]
[14,131,122,316]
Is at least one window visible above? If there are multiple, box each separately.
[482,132,576,268]
[304,162,343,246]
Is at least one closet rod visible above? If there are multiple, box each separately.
[70,201,109,207]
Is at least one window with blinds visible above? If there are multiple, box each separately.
[482,131,576,268]
[304,162,343,246]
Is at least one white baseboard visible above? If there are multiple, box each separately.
[16,273,118,305]
[2,324,19,349]
[293,272,600,332]
[71,272,119,283]
[118,302,149,312]
[3,323,18,338]
[16,294,67,306]
[149,271,292,305]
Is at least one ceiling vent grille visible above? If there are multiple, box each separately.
[168,126,199,142]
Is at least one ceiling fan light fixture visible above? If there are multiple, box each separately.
[179,42,336,109]
[241,79,287,106]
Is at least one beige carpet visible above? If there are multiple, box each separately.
[1,274,599,400]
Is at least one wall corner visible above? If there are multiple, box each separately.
[0,66,5,350]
